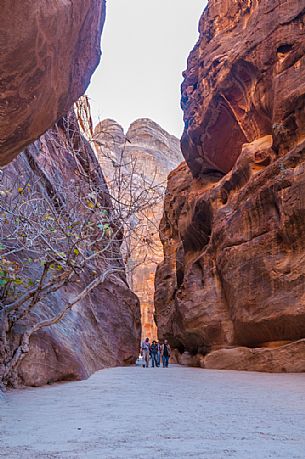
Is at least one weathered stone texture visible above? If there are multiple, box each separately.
[204,340,305,373]
[181,0,305,176]
[0,0,105,166]
[155,0,305,372]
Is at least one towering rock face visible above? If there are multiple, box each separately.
[181,0,305,176]
[0,0,105,166]
[94,119,183,340]
[0,0,142,388]
[155,0,305,372]
[0,106,141,387]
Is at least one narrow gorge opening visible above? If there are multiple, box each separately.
[92,117,183,344]
[0,0,204,389]
[87,0,204,345]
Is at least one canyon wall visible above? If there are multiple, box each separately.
[155,0,305,371]
[0,0,143,387]
[94,119,183,340]
[0,0,105,166]
[0,107,141,387]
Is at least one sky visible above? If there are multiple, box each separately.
[87,0,207,139]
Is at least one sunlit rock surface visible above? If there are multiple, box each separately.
[94,118,183,340]
[204,340,305,372]
[155,0,305,372]
[0,0,105,166]
[181,0,305,176]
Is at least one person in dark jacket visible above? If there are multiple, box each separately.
[156,341,161,367]
[150,340,159,368]
[161,340,171,367]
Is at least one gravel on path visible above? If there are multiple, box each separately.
[1,365,305,459]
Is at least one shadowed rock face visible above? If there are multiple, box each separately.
[181,0,305,176]
[0,0,105,167]
[1,107,141,387]
[94,118,183,340]
[155,0,305,371]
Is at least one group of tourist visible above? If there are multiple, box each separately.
[140,337,171,368]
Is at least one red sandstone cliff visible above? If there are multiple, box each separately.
[155,0,305,372]
[0,0,143,386]
[0,0,105,166]
[181,0,305,176]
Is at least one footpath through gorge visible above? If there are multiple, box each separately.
[1,2,305,459]
[1,365,305,459]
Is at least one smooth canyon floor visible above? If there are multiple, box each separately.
[1,365,305,458]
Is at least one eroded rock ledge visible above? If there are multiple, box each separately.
[155,0,305,372]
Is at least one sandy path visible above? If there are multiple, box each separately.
[1,365,305,458]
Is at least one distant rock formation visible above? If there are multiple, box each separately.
[94,118,183,340]
[155,0,305,372]
[0,103,141,387]
[0,0,105,166]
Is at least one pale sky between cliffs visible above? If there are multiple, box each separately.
[87,0,207,138]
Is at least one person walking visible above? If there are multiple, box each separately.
[161,340,171,368]
[156,341,161,367]
[141,337,150,368]
[150,340,159,368]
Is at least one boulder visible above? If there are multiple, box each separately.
[204,340,305,373]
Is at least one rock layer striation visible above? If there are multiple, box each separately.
[155,0,305,372]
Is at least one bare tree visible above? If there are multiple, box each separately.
[0,153,122,387]
[0,105,164,389]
